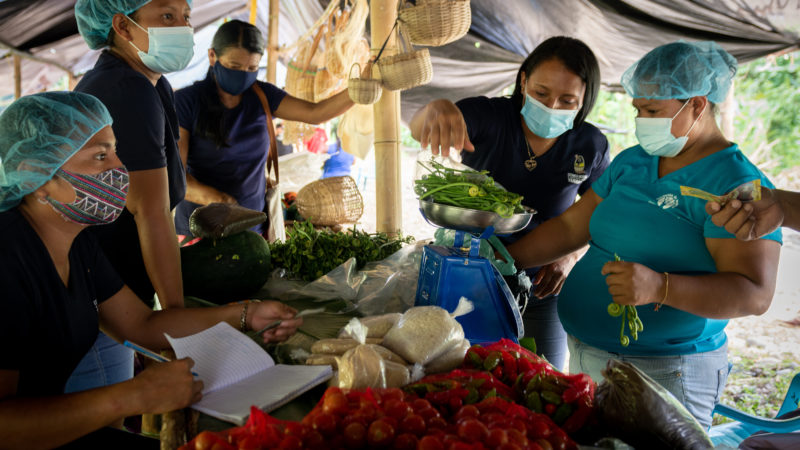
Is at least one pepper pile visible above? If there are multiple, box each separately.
[462,339,596,434]
[183,387,577,450]
[415,161,525,218]
[269,220,413,281]
[404,369,515,414]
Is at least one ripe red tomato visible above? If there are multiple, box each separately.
[353,403,378,423]
[506,429,529,447]
[486,429,509,448]
[276,435,302,450]
[380,388,406,404]
[418,435,444,450]
[535,438,554,450]
[283,422,308,439]
[236,436,261,450]
[311,412,337,436]
[343,422,367,448]
[367,419,396,447]
[457,419,489,443]
[411,398,433,412]
[417,407,441,421]
[427,416,448,430]
[527,419,552,439]
[193,431,231,450]
[400,414,426,436]
[392,433,419,450]
[303,430,325,449]
[322,390,349,415]
[385,399,413,420]
[454,405,480,422]
[498,443,523,450]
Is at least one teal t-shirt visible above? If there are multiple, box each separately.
[558,144,782,356]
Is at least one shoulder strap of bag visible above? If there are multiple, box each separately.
[252,83,279,184]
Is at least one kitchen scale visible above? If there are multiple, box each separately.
[414,199,535,344]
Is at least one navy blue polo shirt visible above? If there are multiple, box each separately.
[75,51,186,303]
[0,208,123,396]
[457,96,610,274]
[173,73,287,236]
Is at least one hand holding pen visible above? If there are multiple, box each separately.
[248,302,321,342]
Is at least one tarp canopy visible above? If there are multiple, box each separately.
[1,0,799,122]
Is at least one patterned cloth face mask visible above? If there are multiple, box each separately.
[47,168,129,225]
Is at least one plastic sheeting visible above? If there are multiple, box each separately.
[1,0,799,116]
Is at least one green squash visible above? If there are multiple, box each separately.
[181,230,271,303]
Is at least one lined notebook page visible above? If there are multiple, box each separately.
[166,322,273,393]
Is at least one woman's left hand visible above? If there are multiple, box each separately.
[248,301,303,343]
[532,253,579,298]
[601,261,664,306]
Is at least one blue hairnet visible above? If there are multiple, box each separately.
[75,0,193,50]
[621,41,737,104]
[0,92,113,212]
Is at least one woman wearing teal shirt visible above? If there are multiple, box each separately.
[507,41,781,428]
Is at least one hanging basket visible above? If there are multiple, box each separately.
[297,175,364,226]
[376,24,433,91]
[399,0,471,47]
[347,62,382,105]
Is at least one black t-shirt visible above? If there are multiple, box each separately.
[0,209,124,397]
[457,96,610,275]
[75,51,186,302]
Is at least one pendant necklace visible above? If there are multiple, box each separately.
[524,138,537,171]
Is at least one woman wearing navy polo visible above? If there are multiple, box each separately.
[410,36,611,371]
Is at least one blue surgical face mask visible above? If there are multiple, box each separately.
[635,101,705,158]
[212,61,259,95]
[127,17,194,74]
[520,93,579,139]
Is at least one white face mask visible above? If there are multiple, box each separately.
[635,101,705,158]
[127,17,194,74]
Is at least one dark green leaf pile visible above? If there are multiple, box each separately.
[268,220,414,281]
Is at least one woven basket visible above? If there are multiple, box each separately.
[297,175,364,226]
[399,0,471,47]
[347,63,382,104]
[376,25,433,91]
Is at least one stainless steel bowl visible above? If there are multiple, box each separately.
[419,199,535,234]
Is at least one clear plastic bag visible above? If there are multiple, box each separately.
[382,298,473,365]
[337,344,410,389]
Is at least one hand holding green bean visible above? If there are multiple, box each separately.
[605,254,644,347]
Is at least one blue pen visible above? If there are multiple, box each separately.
[123,340,199,377]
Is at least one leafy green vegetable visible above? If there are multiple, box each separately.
[268,220,413,281]
[414,160,525,218]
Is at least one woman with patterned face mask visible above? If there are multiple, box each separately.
[0,92,301,448]
[505,41,781,429]
[409,36,611,371]
[63,0,194,398]
[173,20,370,237]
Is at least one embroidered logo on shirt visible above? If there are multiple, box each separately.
[567,173,589,184]
[656,193,679,209]
[573,155,586,174]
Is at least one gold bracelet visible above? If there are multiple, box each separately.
[654,272,669,312]
[239,300,260,332]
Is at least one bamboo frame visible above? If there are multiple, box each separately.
[371,0,402,236]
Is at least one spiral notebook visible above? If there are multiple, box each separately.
[165,322,332,425]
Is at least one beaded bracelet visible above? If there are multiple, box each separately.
[239,300,261,331]
[654,272,669,312]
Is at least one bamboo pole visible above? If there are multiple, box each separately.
[371,0,402,235]
[267,0,279,84]
[13,55,21,99]
[248,0,258,25]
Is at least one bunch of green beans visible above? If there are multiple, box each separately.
[414,161,525,218]
[606,253,644,347]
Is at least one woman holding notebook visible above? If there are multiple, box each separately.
[0,92,302,448]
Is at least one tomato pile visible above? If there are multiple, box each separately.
[181,339,594,450]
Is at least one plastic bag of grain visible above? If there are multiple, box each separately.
[425,338,470,374]
[337,344,410,389]
[382,298,473,365]
[339,313,402,339]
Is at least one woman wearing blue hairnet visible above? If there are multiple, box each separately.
[409,36,611,371]
[67,0,195,393]
[0,92,301,448]
[506,41,781,428]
